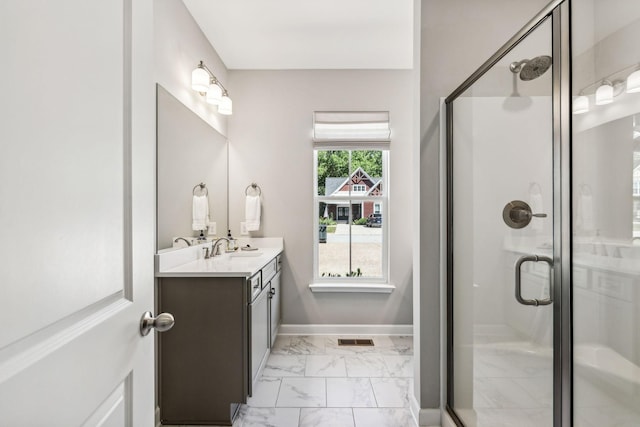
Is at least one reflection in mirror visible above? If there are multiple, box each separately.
[634,115,640,240]
[156,84,228,252]
[574,115,637,243]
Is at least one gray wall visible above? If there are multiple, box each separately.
[418,0,551,415]
[154,0,232,249]
[154,0,229,136]
[227,70,414,326]
[156,85,228,249]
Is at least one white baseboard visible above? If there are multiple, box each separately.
[409,394,421,426]
[409,395,442,427]
[441,409,457,427]
[419,408,441,426]
[278,324,413,336]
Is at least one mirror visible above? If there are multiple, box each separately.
[156,84,228,251]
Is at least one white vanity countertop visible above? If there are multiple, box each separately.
[502,236,640,275]
[155,237,283,278]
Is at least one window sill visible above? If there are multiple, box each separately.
[309,283,395,293]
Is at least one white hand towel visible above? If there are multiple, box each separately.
[245,195,261,231]
[579,194,594,232]
[529,193,544,232]
[192,195,210,231]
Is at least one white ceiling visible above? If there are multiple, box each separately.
[182,0,414,70]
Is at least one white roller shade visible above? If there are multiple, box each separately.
[313,111,391,143]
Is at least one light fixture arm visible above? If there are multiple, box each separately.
[197,60,229,95]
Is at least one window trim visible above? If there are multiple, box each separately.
[313,149,389,285]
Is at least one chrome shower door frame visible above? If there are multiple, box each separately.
[444,0,572,426]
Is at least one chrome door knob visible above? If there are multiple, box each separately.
[139,311,175,336]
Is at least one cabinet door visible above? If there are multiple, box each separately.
[250,287,269,391]
[269,271,282,347]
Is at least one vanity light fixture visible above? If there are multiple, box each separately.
[206,81,223,105]
[627,69,640,93]
[573,63,640,114]
[595,80,614,105]
[573,95,589,115]
[191,61,232,115]
[191,64,210,92]
[218,92,233,115]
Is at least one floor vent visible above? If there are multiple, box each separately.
[338,338,374,346]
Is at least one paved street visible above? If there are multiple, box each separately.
[319,224,383,277]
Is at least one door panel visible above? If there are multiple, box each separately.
[572,2,640,425]
[448,17,554,427]
[0,0,154,425]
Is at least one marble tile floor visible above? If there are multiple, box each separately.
[234,335,417,427]
[465,328,640,427]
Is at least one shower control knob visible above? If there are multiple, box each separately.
[502,200,546,229]
[139,311,175,336]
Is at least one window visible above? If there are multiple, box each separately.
[315,149,388,281]
[312,111,390,289]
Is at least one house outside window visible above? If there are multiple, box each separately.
[315,149,388,281]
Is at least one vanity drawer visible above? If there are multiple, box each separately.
[592,271,632,302]
[262,258,277,285]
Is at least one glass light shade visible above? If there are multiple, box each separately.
[573,95,589,114]
[627,70,640,93]
[206,82,223,105]
[218,95,233,115]
[595,83,613,105]
[191,67,210,92]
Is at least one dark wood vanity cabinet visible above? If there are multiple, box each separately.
[157,276,249,426]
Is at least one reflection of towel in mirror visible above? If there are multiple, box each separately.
[529,193,543,232]
[192,195,210,230]
[245,195,261,231]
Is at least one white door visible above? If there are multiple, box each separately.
[0,0,156,425]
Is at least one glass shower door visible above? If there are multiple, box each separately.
[572,1,640,425]
[447,17,555,427]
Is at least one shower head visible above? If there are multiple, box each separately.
[509,55,552,81]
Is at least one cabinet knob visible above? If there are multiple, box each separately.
[139,311,175,336]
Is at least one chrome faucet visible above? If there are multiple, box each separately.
[173,237,192,246]
[211,237,230,257]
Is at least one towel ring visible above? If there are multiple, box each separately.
[193,182,208,196]
[579,184,592,196]
[245,183,261,196]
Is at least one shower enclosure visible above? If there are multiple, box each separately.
[445,0,640,426]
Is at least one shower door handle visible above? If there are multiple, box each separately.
[515,255,553,306]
